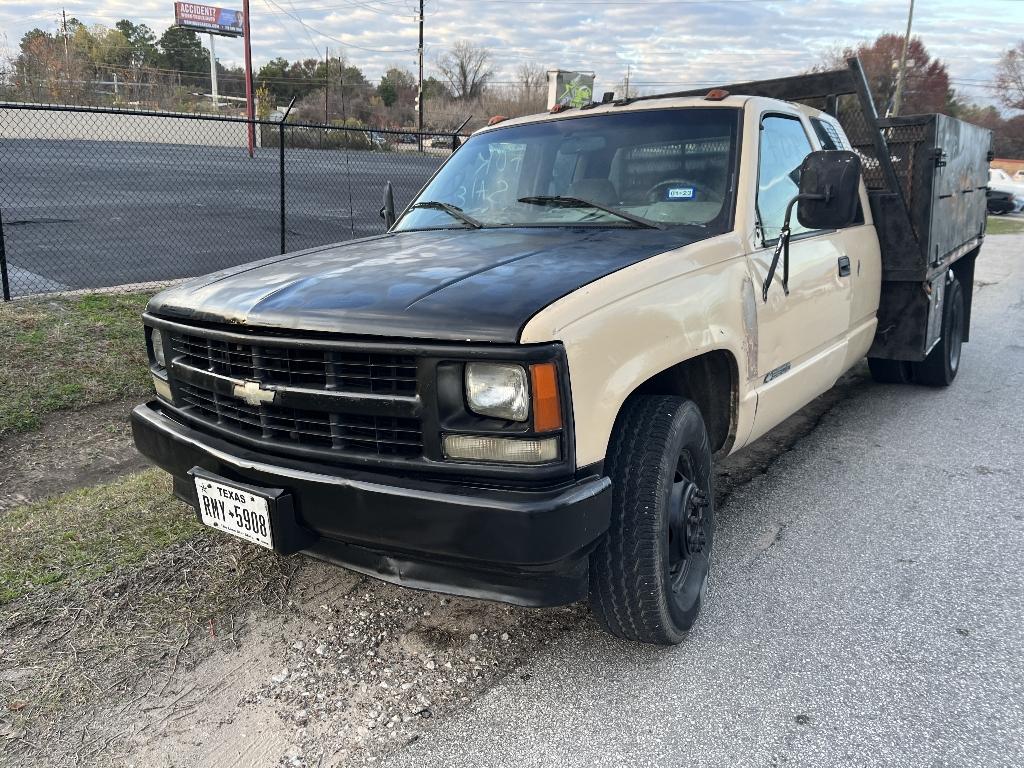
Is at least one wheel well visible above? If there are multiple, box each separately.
[630,350,739,455]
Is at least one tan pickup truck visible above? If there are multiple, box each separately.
[132,59,991,644]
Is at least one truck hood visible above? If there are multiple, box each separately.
[148,227,703,342]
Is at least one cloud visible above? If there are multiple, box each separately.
[1,0,1020,105]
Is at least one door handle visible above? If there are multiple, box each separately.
[838,255,851,277]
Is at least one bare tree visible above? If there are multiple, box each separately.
[995,41,1024,111]
[436,40,493,100]
[517,62,546,99]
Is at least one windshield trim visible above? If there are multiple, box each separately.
[394,106,744,235]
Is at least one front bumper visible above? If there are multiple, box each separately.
[131,401,611,606]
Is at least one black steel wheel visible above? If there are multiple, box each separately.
[913,273,965,387]
[589,395,714,645]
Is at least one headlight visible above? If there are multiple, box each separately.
[465,363,528,421]
[149,328,167,369]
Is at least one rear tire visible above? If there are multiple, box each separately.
[589,395,714,645]
[912,274,965,387]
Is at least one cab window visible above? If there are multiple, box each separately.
[757,115,814,243]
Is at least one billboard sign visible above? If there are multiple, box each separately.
[174,3,244,37]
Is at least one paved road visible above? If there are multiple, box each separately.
[0,139,444,296]
[395,235,1024,768]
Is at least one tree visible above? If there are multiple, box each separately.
[14,28,59,100]
[378,66,415,107]
[822,34,952,116]
[114,20,158,69]
[156,25,207,77]
[995,41,1024,111]
[436,40,493,99]
[422,75,449,101]
[517,62,547,100]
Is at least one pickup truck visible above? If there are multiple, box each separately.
[132,59,991,645]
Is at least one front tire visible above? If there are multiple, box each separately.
[589,396,714,645]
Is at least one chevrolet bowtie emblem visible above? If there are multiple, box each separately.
[233,379,275,406]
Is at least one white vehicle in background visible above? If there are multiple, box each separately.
[989,169,1024,212]
[1014,170,1024,182]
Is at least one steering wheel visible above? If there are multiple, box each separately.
[646,179,723,205]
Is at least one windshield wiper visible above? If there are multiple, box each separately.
[408,200,482,228]
[517,195,666,230]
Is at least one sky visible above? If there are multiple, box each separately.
[1,0,1022,107]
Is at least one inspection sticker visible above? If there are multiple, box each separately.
[667,187,695,199]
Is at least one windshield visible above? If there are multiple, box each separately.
[395,107,740,232]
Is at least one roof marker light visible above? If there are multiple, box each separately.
[487,115,508,126]
[705,89,730,101]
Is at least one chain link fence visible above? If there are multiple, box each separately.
[0,103,460,300]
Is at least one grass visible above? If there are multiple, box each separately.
[0,469,200,604]
[987,215,1024,235]
[0,291,153,436]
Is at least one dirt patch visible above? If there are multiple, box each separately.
[1,540,580,768]
[0,398,147,513]
[0,531,295,767]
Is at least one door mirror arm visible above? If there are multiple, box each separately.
[762,192,825,302]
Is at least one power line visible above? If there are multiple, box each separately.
[260,0,419,53]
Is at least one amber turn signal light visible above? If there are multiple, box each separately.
[704,89,730,101]
[530,362,562,432]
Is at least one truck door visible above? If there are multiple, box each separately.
[746,113,853,443]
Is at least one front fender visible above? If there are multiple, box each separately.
[520,235,758,468]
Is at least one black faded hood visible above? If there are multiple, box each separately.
[148,227,704,342]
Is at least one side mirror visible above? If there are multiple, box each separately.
[796,150,861,230]
[762,149,862,302]
[380,181,396,229]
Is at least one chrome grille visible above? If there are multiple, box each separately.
[170,333,418,395]
[178,382,423,458]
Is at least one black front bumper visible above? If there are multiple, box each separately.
[131,401,611,606]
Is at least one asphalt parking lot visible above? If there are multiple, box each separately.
[0,139,444,295]
[394,236,1024,768]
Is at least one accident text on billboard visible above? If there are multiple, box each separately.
[174,3,244,37]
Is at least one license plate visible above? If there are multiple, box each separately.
[194,475,274,550]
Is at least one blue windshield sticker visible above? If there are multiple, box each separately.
[667,187,695,200]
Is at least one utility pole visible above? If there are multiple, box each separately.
[325,47,329,124]
[60,8,70,98]
[417,0,424,145]
[60,9,70,67]
[891,0,915,117]
[242,0,255,157]
[624,63,630,99]
[208,33,219,110]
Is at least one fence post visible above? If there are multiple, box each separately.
[0,205,10,302]
[279,120,286,255]
[279,98,296,256]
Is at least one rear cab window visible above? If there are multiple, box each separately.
[810,117,847,151]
